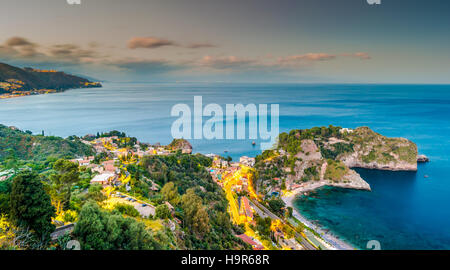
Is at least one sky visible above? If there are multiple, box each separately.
[0,0,449,83]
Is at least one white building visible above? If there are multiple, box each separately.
[240,156,256,167]
[90,173,116,186]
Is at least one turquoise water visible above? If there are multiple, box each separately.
[1,82,449,249]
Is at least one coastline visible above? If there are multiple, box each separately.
[282,185,361,250]
[0,85,101,100]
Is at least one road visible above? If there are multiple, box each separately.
[114,192,156,217]
[249,199,317,250]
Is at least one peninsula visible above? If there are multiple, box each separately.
[254,126,423,198]
[0,62,101,99]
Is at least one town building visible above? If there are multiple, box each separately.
[90,172,116,186]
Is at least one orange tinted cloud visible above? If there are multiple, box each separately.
[341,52,371,60]
[186,43,217,49]
[278,53,337,66]
[199,55,256,69]
[2,36,38,57]
[127,37,177,49]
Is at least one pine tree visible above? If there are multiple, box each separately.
[10,171,56,241]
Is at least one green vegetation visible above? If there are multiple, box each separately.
[347,127,417,165]
[140,153,247,249]
[268,199,286,216]
[0,125,250,250]
[155,204,171,219]
[320,142,354,160]
[10,171,56,241]
[0,125,94,164]
[114,203,140,217]
[392,145,417,164]
[324,159,349,181]
[47,159,80,213]
[73,202,165,250]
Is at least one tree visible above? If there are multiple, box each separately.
[73,202,159,250]
[161,182,179,205]
[255,216,272,237]
[72,201,107,250]
[181,189,210,236]
[86,184,106,202]
[10,171,55,241]
[49,159,80,214]
[268,198,286,216]
[155,204,171,219]
[191,206,210,235]
[114,203,140,217]
[286,206,293,218]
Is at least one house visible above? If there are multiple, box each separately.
[221,160,229,168]
[236,234,264,250]
[340,128,353,134]
[88,164,104,174]
[70,158,90,166]
[239,196,253,222]
[102,160,118,173]
[78,159,91,166]
[240,156,256,167]
[90,173,116,186]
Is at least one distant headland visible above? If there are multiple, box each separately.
[0,62,101,99]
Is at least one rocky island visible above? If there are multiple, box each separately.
[0,62,101,99]
[254,126,423,196]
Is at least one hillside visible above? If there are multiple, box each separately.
[0,62,101,94]
[254,126,420,195]
[0,125,94,162]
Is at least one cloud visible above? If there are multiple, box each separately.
[342,52,371,60]
[127,37,177,49]
[48,44,99,62]
[5,37,35,47]
[277,52,371,66]
[1,36,39,57]
[186,43,217,49]
[127,37,217,50]
[277,53,337,66]
[198,55,257,69]
[0,36,372,82]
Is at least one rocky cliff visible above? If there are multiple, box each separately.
[334,127,418,171]
[254,126,421,195]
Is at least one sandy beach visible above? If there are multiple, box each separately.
[282,184,359,250]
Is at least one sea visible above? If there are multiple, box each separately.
[1,82,449,249]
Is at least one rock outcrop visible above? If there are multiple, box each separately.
[168,138,193,154]
[417,154,429,163]
[254,126,422,195]
[332,127,418,171]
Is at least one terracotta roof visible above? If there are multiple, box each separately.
[236,234,257,246]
